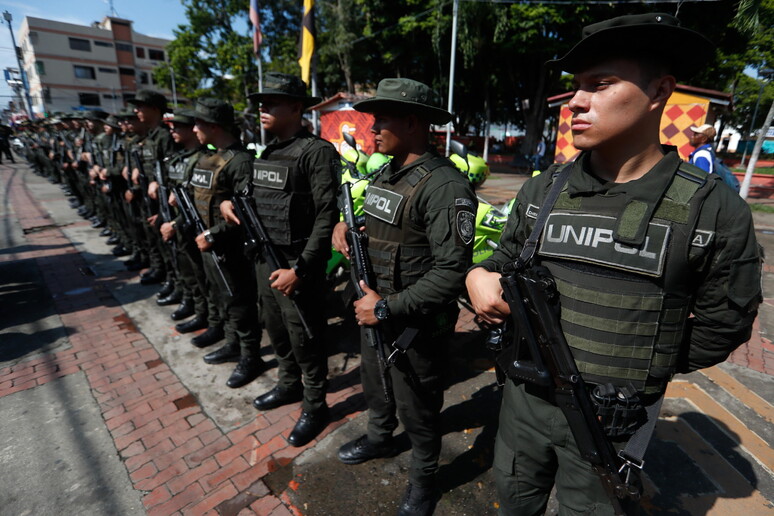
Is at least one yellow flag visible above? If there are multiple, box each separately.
[298,0,315,84]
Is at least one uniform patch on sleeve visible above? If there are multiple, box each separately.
[455,198,476,246]
[691,229,714,248]
[525,204,540,219]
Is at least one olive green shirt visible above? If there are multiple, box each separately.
[475,149,761,374]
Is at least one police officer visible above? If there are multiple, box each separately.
[466,14,762,515]
[221,72,339,447]
[190,97,267,389]
[331,78,477,516]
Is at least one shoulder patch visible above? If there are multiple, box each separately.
[525,204,540,220]
[691,229,714,248]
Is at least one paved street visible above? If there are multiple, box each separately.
[1,161,773,515]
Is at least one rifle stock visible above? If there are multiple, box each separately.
[232,194,313,340]
[340,181,393,403]
[172,184,233,297]
[499,262,638,516]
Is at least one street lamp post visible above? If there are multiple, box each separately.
[3,11,34,118]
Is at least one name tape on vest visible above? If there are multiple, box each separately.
[363,185,404,225]
[538,212,670,277]
[252,163,289,190]
[525,204,540,220]
[168,162,186,180]
[190,168,214,190]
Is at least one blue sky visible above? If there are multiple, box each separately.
[0,0,189,111]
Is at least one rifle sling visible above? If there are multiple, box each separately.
[516,161,664,473]
[518,164,573,265]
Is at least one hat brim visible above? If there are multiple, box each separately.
[193,114,235,127]
[548,24,714,77]
[247,92,322,109]
[127,98,170,113]
[353,98,453,125]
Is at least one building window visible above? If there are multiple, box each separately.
[122,93,135,102]
[35,61,45,76]
[119,67,135,76]
[102,93,119,99]
[136,47,145,58]
[139,71,149,84]
[94,40,113,47]
[115,42,132,52]
[98,67,117,74]
[74,65,96,80]
[79,93,101,106]
[29,31,38,45]
[148,49,165,61]
[69,37,91,51]
[43,87,51,104]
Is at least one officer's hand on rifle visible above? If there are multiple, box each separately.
[220,200,241,225]
[332,221,350,259]
[465,267,511,326]
[131,167,140,185]
[148,181,159,200]
[99,169,108,181]
[124,190,134,203]
[101,184,110,194]
[160,221,176,242]
[195,231,213,252]
[269,268,300,297]
[354,280,382,326]
[169,192,178,208]
[147,214,159,227]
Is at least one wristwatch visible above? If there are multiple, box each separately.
[203,229,215,244]
[374,299,391,322]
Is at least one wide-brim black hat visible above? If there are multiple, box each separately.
[548,13,714,77]
[248,72,321,108]
[354,78,452,125]
[127,89,170,113]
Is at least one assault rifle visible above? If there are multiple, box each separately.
[172,184,233,297]
[231,192,313,340]
[498,261,639,516]
[154,159,178,269]
[340,181,393,402]
[131,149,156,216]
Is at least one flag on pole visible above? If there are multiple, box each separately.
[249,0,262,54]
[298,0,315,84]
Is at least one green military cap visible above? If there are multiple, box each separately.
[104,115,122,129]
[168,108,196,126]
[193,98,235,127]
[116,109,139,120]
[127,89,169,112]
[83,110,109,121]
[353,78,452,125]
[248,72,321,108]
[548,13,714,76]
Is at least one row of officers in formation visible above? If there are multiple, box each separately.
[15,13,763,516]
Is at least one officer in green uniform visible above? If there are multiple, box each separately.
[466,14,762,515]
[190,97,267,388]
[159,109,220,338]
[331,78,477,516]
[127,90,176,288]
[221,72,339,447]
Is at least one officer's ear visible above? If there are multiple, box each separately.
[648,74,676,111]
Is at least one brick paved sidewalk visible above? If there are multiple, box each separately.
[0,164,365,514]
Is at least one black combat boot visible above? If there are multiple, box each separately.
[203,342,240,364]
[287,406,330,447]
[190,325,224,347]
[397,482,441,516]
[175,315,207,334]
[171,298,195,321]
[225,356,269,388]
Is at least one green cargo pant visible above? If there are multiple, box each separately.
[255,259,328,413]
[493,381,641,516]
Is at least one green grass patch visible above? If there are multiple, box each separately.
[733,167,774,175]
[748,203,774,213]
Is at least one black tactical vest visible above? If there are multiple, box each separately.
[251,136,315,247]
[363,156,452,296]
[167,148,199,186]
[532,160,717,394]
[191,150,235,227]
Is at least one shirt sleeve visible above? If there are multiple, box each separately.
[690,149,713,174]
[297,141,341,273]
[680,192,762,373]
[387,175,476,317]
[210,153,252,239]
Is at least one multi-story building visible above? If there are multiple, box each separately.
[18,16,172,116]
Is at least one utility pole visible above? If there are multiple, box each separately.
[3,11,34,118]
[444,0,459,157]
[740,100,774,199]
